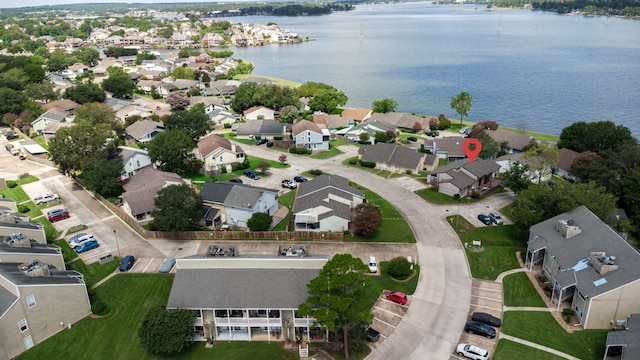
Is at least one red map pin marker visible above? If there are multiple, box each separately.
[463,138,482,164]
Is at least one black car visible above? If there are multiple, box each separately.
[471,312,502,327]
[229,178,243,183]
[464,321,496,339]
[294,175,308,182]
[406,136,418,142]
[477,214,492,226]
[256,138,268,146]
[427,131,440,137]
[365,326,380,342]
[5,131,18,140]
[266,141,274,147]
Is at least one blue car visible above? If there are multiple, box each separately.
[159,257,176,273]
[75,239,99,253]
[119,255,135,272]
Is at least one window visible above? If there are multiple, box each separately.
[578,290,586,301]
[23,336,34,350]
[26,295,36,309]
[219,156,224,163]
[18,319,28,333]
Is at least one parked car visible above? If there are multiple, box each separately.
[282,180,297,189]
[75,239,99,253]
[266,141,274,147]
[69,234,96,249]
[459,127,472,135]
[243,169,261,180]
[229,178,243,183]
[426,131,440,137]
[477,214,492,226]
[67,232,87,244]
[5,131,18,140]
[294,175,308,183]
[464,321,496,338]
[255,138,268,146]
[47,208,69,222]
[368,256,378,273]
[488,212,503,225]
[471,312,502,327]
[456,343,489,360]
[386,291,408,305]
[159,257,176,273]
[119,255,136,272]
[406,136,418,142]
[34,193,59,205]
[10,148,20,156]
[365,325,380,342]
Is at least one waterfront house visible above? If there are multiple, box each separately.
[429,158,500,197]
[358,143,426,174]
[292,120,330,152]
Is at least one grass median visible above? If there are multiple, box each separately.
[493,339,565,360]
[502,272,546,307]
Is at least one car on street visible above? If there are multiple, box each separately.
[365,325,380,342]
[488,212,504,225]
[386,291,407,305]
[243,170,261,180]
[5,131,18,140]
[34,193,59,205]
[464,321,496,338]
[426,131,440,137]
[119,255,136,272]
[456,343,489,360]
[368,256,378,273]
[294,175,308,183]
[471,312,502,327]
[159,257,176,273]
[459,127,472,135]
[69,234,96,249]
[74,239,99,253]
[406,136,418,142]
[229,178,243,183]
[10,148,20,156]
[255,138,268,146]
[282,179,297,189]
[477,214,492,226]
[47,208,69,222]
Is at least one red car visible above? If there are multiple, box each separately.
[47,209,70,222]
[386,291,408,305]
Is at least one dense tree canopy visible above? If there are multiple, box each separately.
[102,73,135,99]
[230,82,300,113]
[470,131,500,159]
[308,88,348,114]
[0,87,26,115]
[371,98,398,114]
[502,162,532,193]
[163,107,211,141]
[63,82,106,104]
[247,212,272,231]
[296,81,337,98]
[166,91,190,110]
[48,123,117,175]
[557,120,636,154]
[73,102,118,129]
[138,305,196,354]
[353,202,382,237]
[450,91,473,125]
[80,159,123,197]
[147,129,200,175]
[298,254,377,360]
[151,184,203,232]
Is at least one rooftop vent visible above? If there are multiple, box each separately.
[590,252,619,276]
[19,260,50,277]
[556,219,582,239]
[6,233,31,248]
[206,245,238,257]
[278,244,308,257]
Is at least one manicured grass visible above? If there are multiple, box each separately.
[20,201,43,219]
[502,311,607,360]
[0,186,30,202]
[502,272,546,307]
[371,262,420,295]
[310,146,343,159]
[32,216,61,241]
[16,175,39,185]
[32,135,49,150]
[414,187,479,204]
[247,156,289,170]
[67,257,120,288]
[272,190,296,231]
[493,339,565,360]
[184,170,215,182]
[52,239,78,262]
[448,217,525,280]
[341,158,404,179]
[19,274,299,360]
[348,184,415,243]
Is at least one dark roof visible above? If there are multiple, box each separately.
[425,137,466,158]
[430,158,500,178]
[293,175,363,215]
[0,262,84,286]
[236,120,290,136]
[202,205,219,221]
[0,240,61,255]
[122,168,184,216]
[556,148,581,172]
[0,285,18,316]
[606,314,640,358]
[486,129,535,151]
[529,206,640,298]
[200,182,277,209]
[197,133,243,158]
[358,143,425,169]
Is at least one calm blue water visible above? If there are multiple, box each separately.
[219,3,640,138]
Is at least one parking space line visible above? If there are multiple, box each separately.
[373,317,397,329]
[472,287,501,292]
[470,304,503,312]
[373,306,404,318]
[381,299,409,308]
[471,294,502,301]
[142,258,155,273]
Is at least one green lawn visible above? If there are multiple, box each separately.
[341,158,403,179]
[310,146,343,159]
[0,186,30,202]
[502,311,607,360]
[19,274,298,360]
[272,190,296,231]
[414,187,480,204]
[52,239,78,262]
[371,262,420,295]
[20,201,43,219]
[16,175,39,185]
[184,170,215,183]
[67,257,120,288]
[247,156,289,170]
[32,216,61,241]
[502,272,546,307]
[32,135,49,150]
[448,217,525,280]
[493,339,565,360]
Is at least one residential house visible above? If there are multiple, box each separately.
[199,182,278,229]
[136,79,161,94]
[202,33,224,47]
[525,206,640,329]
[42,122,73,145]
[555,148,582,182]
[121,168,185,221]
[125,119,165,143]
[358,143,426,174]
[341,108,372,123]
[117,146,154,180]
[494,153,547,183]
[196,134,245,175]
[429,158,500,197]
[114,104,154,123]
[292,120,330,152]
[42,99,78,117]
[208,109,238,127]
[292,175,365,232]
[424,137,467,161]
[312,113,353,132]
[366,112,428,132]
[167,254,327,342]
[0,259,90,359]
[235,120,290,140]
[31,109,68,135]
[604,313,640,359]
[243,106,275,121]
[0,215,47,244]
[485,129,536,154]
[340,120,395,143]
[189,96,228,114]
[60,63,89,80]
[0,237,65,270]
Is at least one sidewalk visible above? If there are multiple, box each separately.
[499,334,581,360]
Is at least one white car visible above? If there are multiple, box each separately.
[69,234,95,249]
[34,193,59,205]
[368,256,378,273]
[456,343,489,360]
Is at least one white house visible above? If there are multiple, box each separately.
[292,120,330,151]
[196,134,245,175]
[117,146,154,180]
[243,106,275,121]
[31,109,68,135]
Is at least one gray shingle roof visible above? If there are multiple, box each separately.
[235,120,290,137]
[0,263,84,286]
[200,182,277,209]
[0,285,17,316]
[358,143,425,170]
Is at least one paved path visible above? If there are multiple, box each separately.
[499,334,580,360]
[495,268,526,283]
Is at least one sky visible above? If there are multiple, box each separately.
[1,0,251,9]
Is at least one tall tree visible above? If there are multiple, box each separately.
[308,88,348,114]
[102,73,135,99]
[73,102,118,128]
[25,81,59,103]
[138,305,196,354]
[502,161,532,193]
[298,254,377,360]
[557,120,637,154]
[450,91,473,125]
[523,142,559,183]
[80,159,123,197]
[470,131,500,159]
[151,184,202,232]
[147,129,200,174]
[371,98,398,113]
[63,82,106,104]
[164,108,211,141]
[166,91,190,110]
[48,123,116,175]
[0,87,26,115]
[353,202,382,237]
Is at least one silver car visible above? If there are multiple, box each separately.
[489,212,503,225]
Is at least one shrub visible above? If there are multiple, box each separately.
[18,204,29,213]
[471,191,481,199]
[228,132,237,137]
[231,159,249,171]
[255,135,262,140]
[360,161,376,168]
[348,157,358,165]
[274,136,283,140]
[405,170,412,175]
[289,146,297,154]
[223,123,232,129]
[19,173,30,179]
[309,169,323,176]
[438,118,451,130]
[91,299,109,315]
[6,180,17,188]
[388,256,412,279]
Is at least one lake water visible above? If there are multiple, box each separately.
[218,3,640,138]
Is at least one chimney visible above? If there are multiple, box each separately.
[590,252,619,275]
[231,143,236,153]
[19,260,51,277]
[556,220,582,239]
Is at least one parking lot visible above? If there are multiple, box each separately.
[369,291,410,347]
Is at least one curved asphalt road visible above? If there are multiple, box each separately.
[243,143,474,359]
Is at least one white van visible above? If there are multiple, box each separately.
[69,234,95,249]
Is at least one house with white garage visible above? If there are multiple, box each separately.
[199,182,278,229]
[424,137,467,162]
[486,128,537,154]
[292,120,330,152]
[292,175,365,232]
[196,134,245,175]
[167,253,327,342]
[243,106,275,121]
[525,206,640,329]
[340,120,395,143]
[117,146,154,180]
[429,158,500,197]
